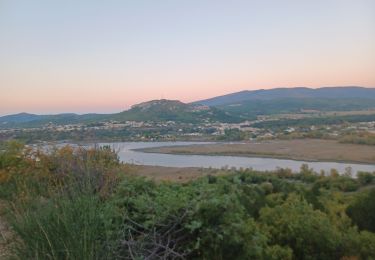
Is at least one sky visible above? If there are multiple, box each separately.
[1,0,374,115]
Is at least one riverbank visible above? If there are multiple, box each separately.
[137,139,375,165]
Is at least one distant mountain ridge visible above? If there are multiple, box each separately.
[2,87,375,128]
[193,86,375,106]
[0,112,108,128]
[0,113,45,123]
[0,99,240,128]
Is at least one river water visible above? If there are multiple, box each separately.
[97,142,375,175]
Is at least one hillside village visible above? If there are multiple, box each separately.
[1,113,375,144]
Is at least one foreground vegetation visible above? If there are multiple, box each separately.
[1,141,375,259]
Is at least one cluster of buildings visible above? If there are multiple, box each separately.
[2,117,374,143]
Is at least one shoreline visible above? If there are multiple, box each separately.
[135,148,375,166]
[135,139,375,165]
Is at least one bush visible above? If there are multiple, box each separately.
[312,176,360,192]
[260,194,344,259]
[347,189,375,232]
[357,171,375,185]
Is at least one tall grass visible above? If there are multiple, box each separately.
[0,143,121,259]
[10,191,110,259]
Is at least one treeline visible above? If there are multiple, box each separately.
[217,128,248,141]
[1,127,177,144]
[1,128,135,143]
[252,114,375,129]
[1,142,375,259]
[339,132,375,145]
[1,126,217,144]
[220,98,375,117]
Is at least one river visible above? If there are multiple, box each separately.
[97,142,375,175]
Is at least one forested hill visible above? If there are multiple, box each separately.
[0,112,109,128]
[194,86,375,106]
[113,99,240,123]
[193,87,375,117]
[0,99,241,128]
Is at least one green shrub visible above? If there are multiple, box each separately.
[260,194,344,259]
[357,171,375,185]
[312,176,360,192]
[347,189,375,232]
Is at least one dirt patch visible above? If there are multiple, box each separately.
[140,139,375,164]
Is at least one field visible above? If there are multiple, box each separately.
[140,139,375,164]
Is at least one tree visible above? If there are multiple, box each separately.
[346,188,375,232]
[260,194,343,259]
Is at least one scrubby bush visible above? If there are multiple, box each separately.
[312,176,360,192]
[0,142,122,259]
[357,171,375,185]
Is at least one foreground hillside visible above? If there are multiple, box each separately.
[1,142,375,259]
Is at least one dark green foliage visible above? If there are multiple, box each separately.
[355,231,375,259]
[347,189,375,232]
[357,171,375,185]
[312,176,360,192]
[260,194,344,260]
[109,177,271,259]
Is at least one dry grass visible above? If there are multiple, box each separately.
[141,139,375,164]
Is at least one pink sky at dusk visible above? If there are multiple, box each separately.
[1,0,374,115]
